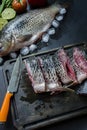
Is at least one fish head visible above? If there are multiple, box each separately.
[0,38,12,57]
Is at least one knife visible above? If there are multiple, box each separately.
[0,55,22,123]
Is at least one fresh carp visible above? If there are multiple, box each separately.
[0,4,62,57]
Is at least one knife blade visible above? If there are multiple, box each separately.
[0,55,22,123]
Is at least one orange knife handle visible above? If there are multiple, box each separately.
[0,92,13,123]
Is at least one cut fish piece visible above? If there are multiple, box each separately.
[72,59,87,84]
[38,55,63,93]
[73,48,87,73]
[24,57,45,93]
[72,48,87,83]
[53,49,76,85]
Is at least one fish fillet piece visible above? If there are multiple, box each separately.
[53,49,76,85]
[24,57,45,93]
[72,59,87,84]
[0,4,62,57]
[38,55,63,93]
[72,48,87,83]
[73,48,87,73]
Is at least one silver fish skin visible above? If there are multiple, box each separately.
[53,49,77,85]
[38,55,63,93]
[0,4,61,57]
[24,57,45,93]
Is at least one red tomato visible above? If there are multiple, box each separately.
[12,0,27,13]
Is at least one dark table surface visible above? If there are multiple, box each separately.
[0,0,87,129]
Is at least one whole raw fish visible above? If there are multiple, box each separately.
[0,4,62,57]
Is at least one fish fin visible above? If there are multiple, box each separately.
[16,34,33,42]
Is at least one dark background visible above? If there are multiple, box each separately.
[0,0,87,129]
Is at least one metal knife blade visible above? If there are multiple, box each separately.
[0,55,22,123]
[7,55,22,93]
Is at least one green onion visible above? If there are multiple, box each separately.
[0,0,7,15]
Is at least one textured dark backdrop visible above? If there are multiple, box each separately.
[0,0,87,130]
